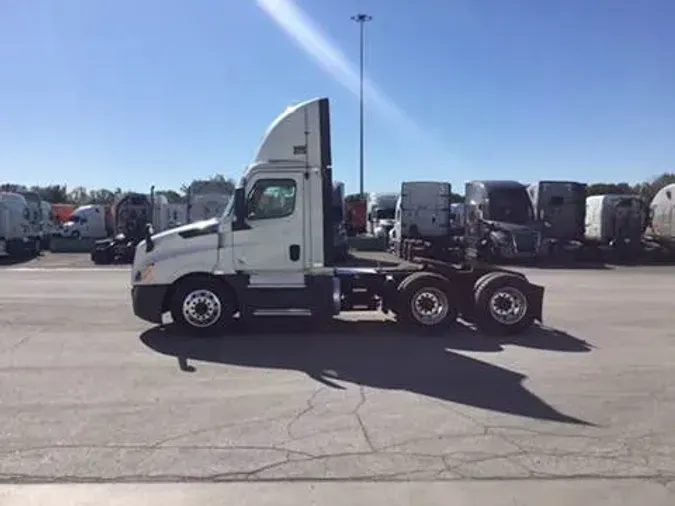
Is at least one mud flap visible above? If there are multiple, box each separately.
[528,283,545,323]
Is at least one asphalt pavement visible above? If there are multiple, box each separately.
[0,256,674,504]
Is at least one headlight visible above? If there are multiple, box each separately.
[134,264,155,283]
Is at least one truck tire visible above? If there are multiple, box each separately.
[170,276,235,337]
[396,272,458,332]
[473,272,535,335]
[91,247,111,265]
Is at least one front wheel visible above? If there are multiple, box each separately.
[473,272,535,335]
[170,276,235,336]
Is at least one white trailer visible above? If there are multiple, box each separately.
[130,97,545,336]
[0,192,35,258]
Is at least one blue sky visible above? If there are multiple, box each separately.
[1,0,673,196]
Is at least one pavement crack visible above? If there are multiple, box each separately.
[353,385,376,452]
[151,412,296,448]
[285,387,324,440]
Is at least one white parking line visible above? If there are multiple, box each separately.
[5,266,129,272]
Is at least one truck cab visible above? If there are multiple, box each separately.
[528,181,587,252]
[464,180,543,262]
[60,204,108,239]
[130,98,545,336]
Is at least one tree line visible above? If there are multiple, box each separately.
[0,174,236,205]
[2,172,674,206]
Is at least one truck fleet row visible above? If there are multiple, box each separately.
[0,187,232,262]
[371,179,673,264]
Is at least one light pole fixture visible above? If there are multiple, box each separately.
[351,13,372,198]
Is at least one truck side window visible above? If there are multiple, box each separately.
[246,179,296,220]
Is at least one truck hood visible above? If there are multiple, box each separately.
[152,218,218,240]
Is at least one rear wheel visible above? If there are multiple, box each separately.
[473,272,535,335]
[91,246,111,264]
[170,276,235,336]
[396,272,458,333]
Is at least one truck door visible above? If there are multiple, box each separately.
[231,173,306,284]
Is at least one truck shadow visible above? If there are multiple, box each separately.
[140,320,594,426]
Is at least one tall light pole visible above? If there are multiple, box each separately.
[351,13,372,198]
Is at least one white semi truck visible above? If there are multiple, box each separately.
[130,98,545,336]
[59,204,109,239]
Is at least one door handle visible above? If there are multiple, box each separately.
[289,244,300,261]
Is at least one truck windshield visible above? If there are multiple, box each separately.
[375,208,395,220]
[489,189,533,224]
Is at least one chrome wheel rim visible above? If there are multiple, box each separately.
[488,287,527,325]
[410,287,449,326]
[182,289,222,328]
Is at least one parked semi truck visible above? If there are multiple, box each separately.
[464,180,544,262]
[394,181,463,262]
[528,181,587,256]
[0,192,33,258]
[130,97,545,336]
[59,204,110,239]
[92,191,160,264]
[584,194,649,259]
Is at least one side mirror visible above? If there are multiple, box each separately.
[233,187,250,231]
[145,223,155,252]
